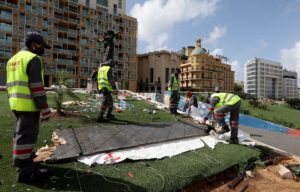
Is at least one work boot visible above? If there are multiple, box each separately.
[96,116,107,122]
[17,167,49,184]
[229,128,239,144]
[105,114,115,120]
[217,125,230,134]
[229,137,239,144]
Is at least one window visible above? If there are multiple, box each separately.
[150,68,154,83]
[113,4,117,16]
[118,0,122,9]
[96,0,108,7]
[165,68,169,82]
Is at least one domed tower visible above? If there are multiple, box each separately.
[191,39,207,56]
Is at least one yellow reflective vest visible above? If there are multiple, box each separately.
[97,66,112,91]
[168,74,179,91]
[211,93,241,108]
[6,50,43,111]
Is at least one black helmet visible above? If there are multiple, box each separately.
[25,32,51,49]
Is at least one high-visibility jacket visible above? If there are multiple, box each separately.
[168,74,179,91]
[6,50,43,111]
[211,93,241,109]
[98,65,112,91]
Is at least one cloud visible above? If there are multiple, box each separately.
[212,48,224,56]
[280,41,300,85]
[130,0,220,52]
[230,60,243,80]
[204,25,226,44]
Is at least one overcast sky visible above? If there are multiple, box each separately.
[126,0,300,85]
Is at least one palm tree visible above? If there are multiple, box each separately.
[54,71,80,116]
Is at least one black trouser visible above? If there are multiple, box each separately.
[169,91,179,113]
[12,111,40,175]
[213,100,241,139]
[99,87,113,117]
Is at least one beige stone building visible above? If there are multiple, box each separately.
[180,39,234,93]
[137,50,182,93]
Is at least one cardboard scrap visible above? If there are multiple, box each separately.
[33,131,66,162]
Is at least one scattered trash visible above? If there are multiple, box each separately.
[246,170,255,178]
[114,100,133,110]
[118,96,126,100]
[127,172,134,178]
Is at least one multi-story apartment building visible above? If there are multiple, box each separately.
[137,50,182,93]
[283,69,298,99]
[244,58,283,99]
[180,39,234,93]
[0,0,137,91]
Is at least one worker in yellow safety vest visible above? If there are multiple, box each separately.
[201,93,241,144]
[6,32,51,183]
[168,68,181,114]
[96,62,118,122]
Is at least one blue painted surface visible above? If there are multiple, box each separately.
[162,94,289,134]
[239,114,289,133]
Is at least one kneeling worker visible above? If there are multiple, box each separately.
[201,92,241,144]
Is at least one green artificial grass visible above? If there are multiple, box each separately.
[0,91,260,192]
[241,100,300,129]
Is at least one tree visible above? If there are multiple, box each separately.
[54,71,80,116]
[234,84,243,94]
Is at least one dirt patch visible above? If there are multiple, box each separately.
[184,157,300,192]
[50,109,84,120]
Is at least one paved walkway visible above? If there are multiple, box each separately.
[240,126,300,157]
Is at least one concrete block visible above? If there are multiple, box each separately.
[278,164,294,180]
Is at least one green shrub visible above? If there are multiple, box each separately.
[240,109,250,115]
[248,98,268,110]
[285,99,300,110]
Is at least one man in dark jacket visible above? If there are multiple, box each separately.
[6,32,51,183]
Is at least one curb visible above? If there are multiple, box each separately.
[240,114,300,137]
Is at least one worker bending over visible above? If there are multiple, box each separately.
[202,92,241,144]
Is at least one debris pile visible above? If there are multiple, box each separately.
[33,131,67,163]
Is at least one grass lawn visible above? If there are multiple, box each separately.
[0,91,260,192]
[241,100,300,129]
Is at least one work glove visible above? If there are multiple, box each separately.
[41,107,51,122]
[112,89,119,94]
[199,117,208,124]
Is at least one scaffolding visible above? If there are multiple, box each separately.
[0,0,137,90]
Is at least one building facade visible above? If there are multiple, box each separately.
[137,50,182,93]
[244,58,283,99]
[283,69,298,99]
[180,39,234,93]
[0,0,137,90]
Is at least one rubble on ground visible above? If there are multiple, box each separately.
[33,131,66,163]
